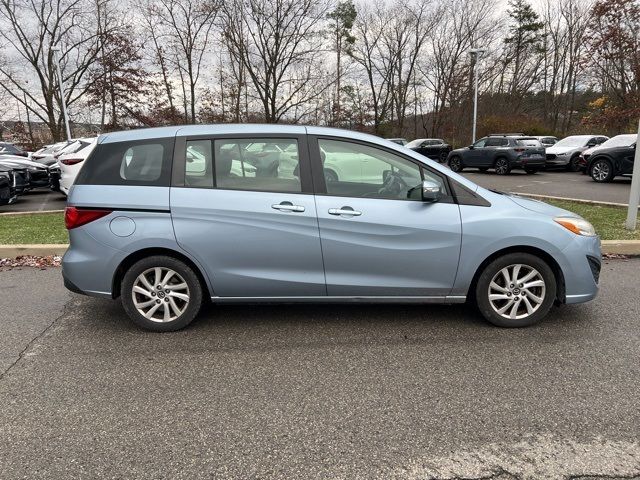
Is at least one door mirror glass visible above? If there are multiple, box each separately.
[421,180,443,202]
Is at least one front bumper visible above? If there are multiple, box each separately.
[545,155,570,167]
[558,234,601,304]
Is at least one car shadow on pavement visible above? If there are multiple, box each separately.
[65,293,596,352]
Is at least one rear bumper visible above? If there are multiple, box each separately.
[511,157,546,168]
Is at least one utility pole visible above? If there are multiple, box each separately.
[469,47,486,143]
[23,83,34,147]
[625,118,640,230]
[51,46,72,141]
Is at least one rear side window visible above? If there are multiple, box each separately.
[75,138,174,187]
[485,137,508,147]
[213,138,301,193]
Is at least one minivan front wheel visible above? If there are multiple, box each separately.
[475,253,556,327]
[121,255,203,331]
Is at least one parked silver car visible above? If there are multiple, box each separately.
[545,135,608,171]
[63,125,600,331]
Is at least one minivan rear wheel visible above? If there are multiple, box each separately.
[475,253,556,328]
[121,255,203,332]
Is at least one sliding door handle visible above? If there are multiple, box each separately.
[328,207,362,217]
[272,202,305,212]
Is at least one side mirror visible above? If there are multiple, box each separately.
[421,180,443,202]
[468,145,475,149]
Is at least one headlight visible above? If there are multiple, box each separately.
[554,216,596,236]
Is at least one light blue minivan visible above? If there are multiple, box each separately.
[62,125,600,331]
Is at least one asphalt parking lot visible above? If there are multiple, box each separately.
[1,261,639,479]
[461,169,632,204]
[0,189,66,213]
[1,171,632,215]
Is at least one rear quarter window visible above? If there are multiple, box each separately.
[75,138,174,187]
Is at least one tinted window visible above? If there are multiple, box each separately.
[485,137,508,147]
[213,138,301,193]
[75,138,174,187]
[516,138,542,147]
[318,139,426,200]
[185,140,213,188]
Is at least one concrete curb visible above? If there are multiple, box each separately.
[1,242,640,259]
[0,244,69,258]
[600,240,640,255]
[511,192,636,209]
[0,209,65,216]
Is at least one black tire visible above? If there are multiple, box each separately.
[590,158,614,183]
[439,151,448,163]
[121,255,203,332]
[567,155,581,172]
[448,156,463,172]
[324,169,339,184]
[524,168,538,174]
[494,157,511,175]
[478,167,489,173]
[475,252,556,328]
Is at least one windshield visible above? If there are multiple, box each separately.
[405,139,425,148]
[554,136,591,148]
[598,134,636,148]
[516,138,542,147]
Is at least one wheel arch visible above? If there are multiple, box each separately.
[588,153,614,170]
[468,245,566,304]
[112,247,211,299]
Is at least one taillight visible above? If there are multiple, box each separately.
[65,207,112,229]
[61,158,84,166]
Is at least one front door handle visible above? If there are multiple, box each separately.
[328,207,362,217]
[272,202,305,213]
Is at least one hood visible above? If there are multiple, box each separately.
[546,145,579,155]
[0,158,47,169]
[505,193,577,217]
[581,146,599,156]
[450,146,470,154]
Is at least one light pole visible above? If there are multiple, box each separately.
[469,47,486,143]
[51,46,72,141]
[625,118,640,230]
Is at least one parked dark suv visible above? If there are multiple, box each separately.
[587,140,636,182]
[446,136,546,175]
[406,138,452,162]
[0,166,17,205]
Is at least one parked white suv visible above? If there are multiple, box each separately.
[57,137,98,195]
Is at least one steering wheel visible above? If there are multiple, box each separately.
[377,171,408,198]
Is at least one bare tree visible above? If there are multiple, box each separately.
[146,0,219,123]
[221,0,331,123]
[419,0,499,140]
[0,0,108,140]
[539,0,592,133]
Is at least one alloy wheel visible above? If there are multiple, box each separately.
[449,157,461,172]
[132,267,190,323]
[487,264,546,320]
[495,159,509,175]
[591,160,610,181]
